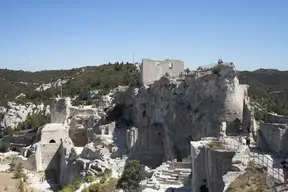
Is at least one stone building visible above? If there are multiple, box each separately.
[140,58,184,85]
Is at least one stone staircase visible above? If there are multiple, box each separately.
[144,161,191,191]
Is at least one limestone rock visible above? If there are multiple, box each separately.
[258,117,288,155]
[115,64,253,167]
[0,102,50,129]
[190,137,247,192]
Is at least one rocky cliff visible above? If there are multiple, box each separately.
[190,137,249,192]
[258,113,288,156]
[0,101,50,129]
[116,64,253,168]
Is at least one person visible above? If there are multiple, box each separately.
[280,157,288,182]
[238,126,243,135]
[200,179,209,192]
[245,136,250,147]
[247,123,250,133]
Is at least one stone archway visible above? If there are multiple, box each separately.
[49,139,56,143]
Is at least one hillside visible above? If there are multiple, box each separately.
[0,62,140,106]
[0,64,288,117]
[238,69,288,117]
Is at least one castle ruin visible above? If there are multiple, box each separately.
[140,58,184,85]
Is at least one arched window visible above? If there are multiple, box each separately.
[49,139,56,143]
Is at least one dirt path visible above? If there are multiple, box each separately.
[0,172,19,192]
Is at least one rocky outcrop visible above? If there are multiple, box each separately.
[258,114,288,156]
[116,64,253,168]
[0,102,50,129]
[190,137,249,192]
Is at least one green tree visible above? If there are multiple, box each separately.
[116,160,147,192]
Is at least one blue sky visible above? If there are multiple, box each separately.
[0,0,287,71]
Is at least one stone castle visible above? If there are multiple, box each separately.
[140,58,184,85]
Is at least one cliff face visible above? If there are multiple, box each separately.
[118,64,252,168]
[190,138,249,192]
[258,114,288,155]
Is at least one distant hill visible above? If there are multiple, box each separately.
[0,62,139,106]
[238,69,288,116]
[0,64,287,116]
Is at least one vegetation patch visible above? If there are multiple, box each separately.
[116,160,148,192]
[226,161,268,192]
[208,141,225,150]
[59,168,113,192]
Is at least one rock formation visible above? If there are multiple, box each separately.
[0,101,50,129]
[190,137,249,192]
[7,63,257,190]
[116,63,253,168]
[258,113,288,156]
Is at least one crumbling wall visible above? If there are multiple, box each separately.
[265,113,288,124]
[258,121,288,155]
[140,59,184,85]
[190,139,236,192]
[11,154,36,171]
[58,140,83,187]
[118,64,249,167]
[69,129,87,147]
[50,98,70,124]
[39,143,60,171]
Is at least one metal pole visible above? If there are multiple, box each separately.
[61,83,63,98]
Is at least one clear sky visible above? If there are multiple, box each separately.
[0,0,287,71]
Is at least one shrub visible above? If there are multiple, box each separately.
[81,187,89,192]
[14,163,28,182]
[116,160,147,192]
[17,180,25,192]
[89,183,100,191]
[254,109,266,121]
[211,64,222,75]
[84,175,96,183]
[96,171,105,177]
[0,140,10,153]
[104,168,112,177]
[59,179,84,192]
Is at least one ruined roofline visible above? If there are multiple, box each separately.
[142,58,184,63]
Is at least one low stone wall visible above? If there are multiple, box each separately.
[258,122,288,155]
[265,113,288,124]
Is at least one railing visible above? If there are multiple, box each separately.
[225,136,287,190]
[250,152,285,184]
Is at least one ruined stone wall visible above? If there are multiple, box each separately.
[58,140,83,187]
[40,126,68,144]
[265,113,288,124]
[190,140,236,192]
[119,64,249,167]
[50,98,70,123]
[39,143,60,171]
[258,122,288,155]
[140,59,184,85]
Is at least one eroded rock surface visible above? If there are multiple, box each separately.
[117,64,253,167]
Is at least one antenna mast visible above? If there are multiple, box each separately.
[60,82,63,98]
